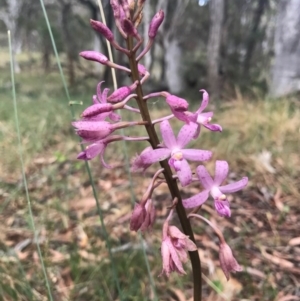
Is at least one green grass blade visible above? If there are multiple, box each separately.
[8,30,54,301]
[38,0,123,298]
[96,0,158,298]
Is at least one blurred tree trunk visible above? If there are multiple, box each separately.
[243,0,268,76]
[61,2,76,87]
[157,0,189,93]
[270,0,300,97]
[207,0,224,99]
[163,38,183,93]
[0,0,22,73]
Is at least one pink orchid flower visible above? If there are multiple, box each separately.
[138,120,212,186]
[160,219,197,277]
[183,160,248,217]
[187,90,222,138]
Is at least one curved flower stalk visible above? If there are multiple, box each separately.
[189,214,242,280]
[136,120,212,186]
[71,2,250,300]
[183,161,248,217]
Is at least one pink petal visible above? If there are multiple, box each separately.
[176,159,192,187]
[168,226,186,240]
[160,120,176,149]
[196,165,214,189]
[140,148,171,165]
[214,160,229,186]
[109,112,121,121]
[177,123,198,148]
[102,88,110,103]
[200,111,213,118]
[96,81,105,102]
[85,142,105,159]
[161,241,171,277]
[166,239,186,275]
[196,89,209,113]
[203,123,222,132]
[72,120,110,131]
[92,95,99,104]
[171,108,191,123]
[182,149,212,162]
[81,103,113,118]
[182,190,209,208]
[185,239,197,251]
[219,177,248,194]
[192,124,201,139]
[214,199,231,217]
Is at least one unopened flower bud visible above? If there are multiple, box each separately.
[121,18,138,37]
[81,103,113,118]
[107,81,138,103]
[165,94,189,112]
[149,10,164,39]
[219,242,242,280]
[80,51,108,65]
[90,20,114,42]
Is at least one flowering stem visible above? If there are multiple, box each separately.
[126,36,202,301]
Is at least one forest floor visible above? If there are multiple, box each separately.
[1,52,300,301]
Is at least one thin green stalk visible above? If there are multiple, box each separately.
[38,0,122,297]
[126,37,202,301]
[8,30,53,301]
[97,1,158,299]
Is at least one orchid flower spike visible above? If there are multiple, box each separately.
[137,120,212,186]
[160,209,197,277]
[183,161,248,217]
[187,90,222,138]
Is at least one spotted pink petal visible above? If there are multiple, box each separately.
[219,177,248,194]
[81,103,113,118]
[214,199,231,217]
[182,149,212,162]
[140,148,171,165]
[177,123,198,148]
[182,190,210,208]
[72,120,111,132]
[160,120,176,149]
[176,159,192,187]
[196,165,214,190]
[214,160,229,186]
